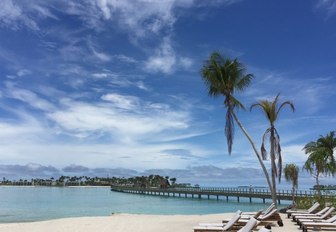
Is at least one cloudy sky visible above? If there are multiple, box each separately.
[0,0,335,188]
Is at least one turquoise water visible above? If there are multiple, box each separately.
[0,186,289,223]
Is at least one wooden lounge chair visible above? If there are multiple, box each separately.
[242,203,275,216]
[194,211,242,232]
[237,218,259,232]
[235,208,283,227]
[257,228,271,232]
[198,210,242,227]
[195,218,263,232]
[294,207,335,225]
[287,202,320,218]
[292,206,330,221]
[222,204,275,223]
[299,215,336,229]
[301,220,336,232]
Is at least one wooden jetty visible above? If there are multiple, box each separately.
[110,185,334,204]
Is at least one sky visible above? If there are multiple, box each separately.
[0,0,336,188]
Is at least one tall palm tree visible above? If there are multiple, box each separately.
[303,131,336,198]
[250,93,295,206]
[201,51,273,203]
[316,131,336,173]
[284,163,299,204]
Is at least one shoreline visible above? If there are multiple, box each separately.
[0,213,299,232]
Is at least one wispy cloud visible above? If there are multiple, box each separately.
[0,81,216,170]
[315,0,336,17]
[144,37,193,74]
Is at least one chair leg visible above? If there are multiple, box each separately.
[277,220,283,227]
[302,226,307,232]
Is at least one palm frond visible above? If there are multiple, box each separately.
[276,100,295,118]
[201,51,254,155]
[230,95,246,111]
[274,128,282,182]
[261,128,271,160]
[236,73,254,91]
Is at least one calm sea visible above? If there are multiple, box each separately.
[0,186,289,223]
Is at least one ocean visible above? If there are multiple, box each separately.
[0,186,290,223]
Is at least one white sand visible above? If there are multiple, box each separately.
[0,213,300,232]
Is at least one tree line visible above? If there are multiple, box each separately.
[0,175,186,188]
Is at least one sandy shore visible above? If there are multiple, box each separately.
[0,213,301,232]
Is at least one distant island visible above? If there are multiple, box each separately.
[0,175,192,188]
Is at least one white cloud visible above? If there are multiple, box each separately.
[92,48,111,62]
[16,69,32,77]
[144,37,193,74]
[144,38,176,74]
[101,93,140,110]
[5,82,55,112]
[316,0,336,16]
[135,81,149,91]
[89,41,111,62]
[112,54,137,64]
[0,0,38,30]
[47,98,190,143]
[0,0,60,31]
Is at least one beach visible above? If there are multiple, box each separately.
[0,213,300,232]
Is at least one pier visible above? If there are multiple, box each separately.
[110,185,334,204]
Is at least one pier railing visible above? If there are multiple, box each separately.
[110,185,335,204]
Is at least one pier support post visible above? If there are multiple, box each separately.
[249,197,252,203]
[237,197,239,202]
[198,194,201,199]
[216,195,219,200]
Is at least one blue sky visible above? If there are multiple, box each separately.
[0,0,336,188]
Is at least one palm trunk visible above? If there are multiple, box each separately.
[231,111,273,204]
[292,185,295,205]
[315,172,321,199]
[270,127,278,207]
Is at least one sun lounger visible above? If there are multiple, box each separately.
[287,202,320,218]
[294,207,335,225]
[242,203,275,216]
[237,218,259,232]
[222,204,275,223]
[194,211,242,232]
[298,215,336,229]
[291,206,330,220]
[198,210,242,227]
[236,209,283,227]
[196,218,261,232]
[301,220,336,232]
[257,228,271,232]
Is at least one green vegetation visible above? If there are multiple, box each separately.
[284,163,299,204]
[296,195,336,209]
[0,175,188,188]
[303,131,336,198]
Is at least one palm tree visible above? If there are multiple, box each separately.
[284,163,299,204]
[303,131,336,198]
[250,93,295,206]
[201,51,273,204]
[316,131,336,173]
